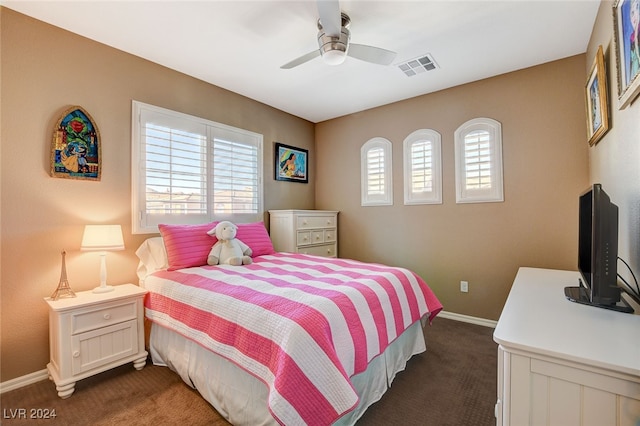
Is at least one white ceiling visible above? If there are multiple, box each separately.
[4,0,600,123]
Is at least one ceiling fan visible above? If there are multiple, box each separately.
[280,0,397,69]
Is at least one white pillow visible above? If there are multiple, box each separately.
[135,237,169,284]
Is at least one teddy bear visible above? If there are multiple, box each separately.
[207,221,253,266]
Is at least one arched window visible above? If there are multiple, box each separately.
[361,137,393,206]
[403,129,442,205]
[454,118,503,203]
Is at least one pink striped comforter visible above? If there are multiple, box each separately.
[144,253,442,425]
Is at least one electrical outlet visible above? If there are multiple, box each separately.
[460,281,469,293]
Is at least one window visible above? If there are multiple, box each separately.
[131,101,263,233]
[361,137,393,206]
[403,129,442,205]
[454,118,503,203]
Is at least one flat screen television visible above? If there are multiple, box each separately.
[564,184,633,313]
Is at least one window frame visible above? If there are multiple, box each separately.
[403,129,442,205]
[361,137,393,206]
[454,117,504,204]
[131,101,263,234]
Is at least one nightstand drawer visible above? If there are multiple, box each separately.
[71,301,137,335]
[297,215,336,229]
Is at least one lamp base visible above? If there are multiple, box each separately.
[92,285,114,294]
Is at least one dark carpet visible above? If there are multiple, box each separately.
[0,317,497,425]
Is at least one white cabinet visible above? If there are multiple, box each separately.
[493,268,640,426]
[45,284,148,398]
[269,210,338,258]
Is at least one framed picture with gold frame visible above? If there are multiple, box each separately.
[585,45,610,146]
[51,106,101,180]
[612,0,640,109]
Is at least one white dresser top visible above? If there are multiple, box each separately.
[45,283,147,312]
[493,267,640,377]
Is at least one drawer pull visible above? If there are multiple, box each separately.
[73,351,80,358]
[315,235,321,240]
[302,220,308,225]
[326,220,331,225]
[303,236,308,241]
[103,313,111,320]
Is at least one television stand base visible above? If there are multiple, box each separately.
[564,286,634,314]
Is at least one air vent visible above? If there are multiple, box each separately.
[397,54,438,77]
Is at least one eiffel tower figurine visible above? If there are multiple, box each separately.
[51,250,76,300]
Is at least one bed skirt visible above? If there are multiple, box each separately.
[149,319,427,425]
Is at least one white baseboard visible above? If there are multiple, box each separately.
[0,368,49,394]
[437,310,497,328]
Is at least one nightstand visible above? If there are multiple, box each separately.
[45,284,148,398]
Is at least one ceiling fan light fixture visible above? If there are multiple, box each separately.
[317,23,350,66]
[321,48,347,65]
[281,10,396,69]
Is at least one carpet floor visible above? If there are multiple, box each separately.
[0,317,497,425]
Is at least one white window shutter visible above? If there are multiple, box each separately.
[211,133,261,215]
[361,137,393,206]
[132,101,263,233]
[454,118,503,203]
[403,129,442,205]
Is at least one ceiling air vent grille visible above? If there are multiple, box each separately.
[397,54,438,77]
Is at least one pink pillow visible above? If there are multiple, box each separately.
[236,222,275,257]
[158,222,218,270]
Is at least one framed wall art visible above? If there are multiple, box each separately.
[275,142,308,183]
[51,106,101,180]
[613,0,640,109]
[585,45,610,146]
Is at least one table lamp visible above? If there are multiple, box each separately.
[81,224,124,293]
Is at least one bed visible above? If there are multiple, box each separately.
[136,222,442,425]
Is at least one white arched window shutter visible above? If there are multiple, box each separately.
[454,118,504,203]
[361,137,393,206]
[403,129,442,205]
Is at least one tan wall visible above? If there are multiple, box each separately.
[587,2,640,293]
[0,8,315,382]
[315,55,590,321]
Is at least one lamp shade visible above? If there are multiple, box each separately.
[81,225,125,251]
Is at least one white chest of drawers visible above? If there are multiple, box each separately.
[45,284,148,398]
[269,210,338,258]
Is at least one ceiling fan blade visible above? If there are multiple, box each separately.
[316,0,341,36]
[348,44,397,66]
[280,50,321,69]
